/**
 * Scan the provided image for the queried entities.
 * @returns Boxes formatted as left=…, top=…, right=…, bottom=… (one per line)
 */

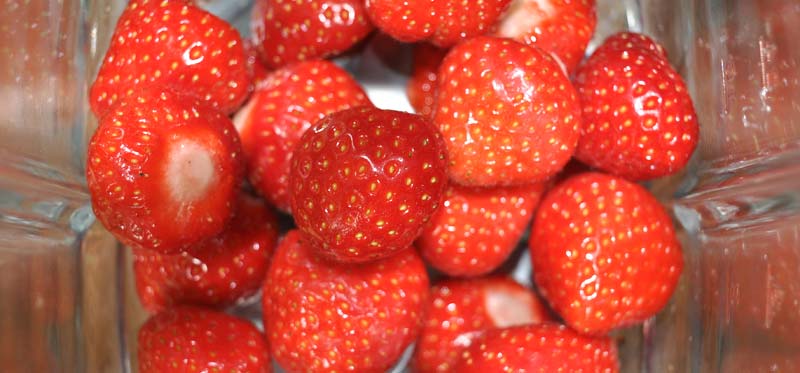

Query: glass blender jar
left=1, top=0, right=798, bottom=371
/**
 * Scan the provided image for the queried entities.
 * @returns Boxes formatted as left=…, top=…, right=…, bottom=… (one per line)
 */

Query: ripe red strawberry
left=494, top=0, right=597, bottom=74
left=89, top=0, right=251, bottom=118
left=234, top=60, right=372, bottom=212
left=251, top=0, right=374, bottom=69
left=529, top=172, right=683, bottom=335
left=434, top=36, right=581, bottom=187
left=86, top=89, right=244, bottom=254
left=573, top=32, right=699, bottom=181
left=407, top=44, right=448, bottom=119
left=417, top=183, right=546, bottom=277
left=454, top=323, right=619, bottom=371
left=412, top=277, right=553, bottom=372
left=138, top=306, right=271, bottom=372
left=290, top=106, right=448, bottom=263
left=244, top=39, right=271, bottom=84
left=365, top=0, right=512, bottom=47
left=133, top=194, right=279, bottom=312
left=263, top=230, right=429, bottom=372
left=599, top=31, right=668, bottom=59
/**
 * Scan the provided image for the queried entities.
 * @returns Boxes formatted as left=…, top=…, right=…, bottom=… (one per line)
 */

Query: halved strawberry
left=417, top=183, right=546, bottom=277
left=434, top=36, right=581, bottom=187
left=529, top=172, right=683, bottom=335
left=133, top=194, right=279, bottom=312
left=407, top=44, right=448, bottom=119
left=263, top=230, right=429, bottom=372
left=90, top=0, right=251, bottom=118
left=365, top=0, right=512, bottom=47
left=455, top=323, right=619, bottom=371
left=251, top=0, right=374, bottom=69
left=573, top=32, right=699, bottom=180
left=86, top=89, right=244, bottom=254
left=290, top=106, right=448, bottom=263
left=233, top=60, right=371, bottom=212
left=412, top=277, right=552, bottom=372
left=138, top=306, right=271, bottom=372
left=494, top=0, right=597, bottom=74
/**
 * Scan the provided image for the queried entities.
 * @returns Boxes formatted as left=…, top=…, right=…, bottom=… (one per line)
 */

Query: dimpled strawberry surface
left=290, top=106, right=449, bottom=263
left=434, top=36, right=582, bottom=187
left=85, top=1, right=700, bottom=371
left=90, top=0, right=251, bottom=117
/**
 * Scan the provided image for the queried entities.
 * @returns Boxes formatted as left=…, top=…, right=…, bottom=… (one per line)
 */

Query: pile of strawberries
left=86, top=0, right=699, bottom=371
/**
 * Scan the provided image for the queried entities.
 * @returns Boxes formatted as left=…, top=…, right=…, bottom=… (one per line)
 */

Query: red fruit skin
left=234, top=60, right=372, bottom=212
left=412, top=277, right=553, bottom=372
left=244, top=39, right=271, bottom=84
left=251, top=0, right=374, bottom=69
left=365, top=0, right=511, bottom=47
left=290, top=107, right=449, bottom=263
left=407, top=44, right=448, bottom=119
left=454, top=323, right=619, bottom=372
left=434, top=36, right=581, bottom=187
left=90, top=0, right=251, bottom=118
left=86, top=89, right=244, bottom=254
left=530, top=172, right=683, bottom=335
left=417, top=183, right=546, bottom=277
left=133, top=194, right=279, bottom=312
left=364, top=0, right=438, bottom=43
left=494, top=0, right=597, bottom=74
left=573, top=32, right=699, bottom=181
left=432, top=0, right=511, bottom=47
left=138, top=306, right=271, bottom=373
left=263, top=230, right=429, bottom=372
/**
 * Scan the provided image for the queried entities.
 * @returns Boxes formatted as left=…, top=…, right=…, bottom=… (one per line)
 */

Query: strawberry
left=494, top=0, right=597, bottom=74
left=138, top=306, right=271, bottom=372
left=407, top=44, right=448, bottom=119
left=251, top=0, right=374, bottom=69
left=529, top=172, right=683, bottom=335
left=598, top=31, right=668, bottom=59
left=233, top=60, right=372, bottom=212
left=434, top=36, right=581, bottom=187
left=263, top=230, right=429, bottom=372
left=364, top=0, right=438, bottom=43
left=417, top=183, right=546, bottom=277
left=290, top=106, right=448, bottom=263
left=454, top=323, right=619, bottom=371
left=412, top=277, right=553, bottom=372
left=133, top=194, right=279, bottom=312
left=244, top=39, right=271, bottom=84
left=573, top=32, right=699, bottom=181
left=365, top=0, right=512, bottom=47
left=89, top=0, right=251, bottom=118
left=86, top=89, right=243, bottom=254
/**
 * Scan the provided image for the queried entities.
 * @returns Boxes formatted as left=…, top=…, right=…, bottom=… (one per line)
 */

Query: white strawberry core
left=167, top=139, right=216, bottom=202
left=485, top=287, right=537, bottom=327
left=497, top=0, right=555, bottom=39
left=232, top=97, right=255, bottom=133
